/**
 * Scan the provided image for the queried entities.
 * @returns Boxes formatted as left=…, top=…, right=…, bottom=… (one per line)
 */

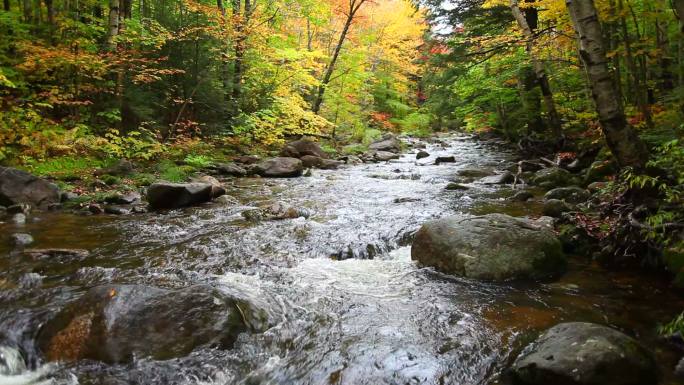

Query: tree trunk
left=510, top=0, right=563, bottom=142
left=44, top=0, right=53, bottom=23
left=106, top=0, right=119, bottom=50
left=231, top=0, right=253, bottom=118
left=674, top=0, right=684, bottom=33
left=655, top=17, right=673, bottom=92
left=566, top=0, right=648, bottom=170
left=3, top=0, right=9, bottom=11
left=22, top=0, right=32, bottom=23
left=216, top=0, right=225, bottom=16
left=311, top=0, right=367, bottom=114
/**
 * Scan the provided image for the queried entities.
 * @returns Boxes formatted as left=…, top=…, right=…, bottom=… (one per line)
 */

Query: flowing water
left=0, top=135, right=682, bottom=385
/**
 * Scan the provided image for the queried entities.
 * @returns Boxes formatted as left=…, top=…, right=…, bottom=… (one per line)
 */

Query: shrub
left=184, top=154, right=213, bottom=168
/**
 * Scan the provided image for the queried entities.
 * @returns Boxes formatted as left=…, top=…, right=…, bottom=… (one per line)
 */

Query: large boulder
left=0, top=167, right=61, bottom=210
left=191, top=176, right=226, bottom=198
left=215, top=163, right=247, bottom=177
left=457, top=168, right=491, bottom=179
left=251, top=157, right=303, bottom=178
left=531, top=167, right=573, bottom=188
left=38, top=285, right=265, bottom=364
left=542, top=199, right=574, bottom=218
left=280, top=139, right=328, bottom=159
left=147, top=182, right=213, bottom=209
left=585, top=160, right=618, bottom=184
left=411, top=214, right=565, bottom=281
left=94, top=159, right=135, bottom=177
left=366, top=151, right=400, bottom=162
left=480, top=171, right=514, bottom=185
left=369, top=134, right=401, bottom=153
left=511, top=322, right=658, bottom=385
left=544, top=187, right=590, bottom=204
left=300, top=155, right=343, bottom=170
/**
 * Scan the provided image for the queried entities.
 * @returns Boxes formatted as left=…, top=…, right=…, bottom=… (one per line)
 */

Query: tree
left=106, top=0, right=120, bottom=50
left=565, top=0, right=648, bottom=169
left=509, top=0, right=563, bottom=142
left=311, top=0, right=370, bottom=113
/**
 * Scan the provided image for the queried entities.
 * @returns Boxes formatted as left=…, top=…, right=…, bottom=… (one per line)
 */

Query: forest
left=1, top=0, right=684, bottom=383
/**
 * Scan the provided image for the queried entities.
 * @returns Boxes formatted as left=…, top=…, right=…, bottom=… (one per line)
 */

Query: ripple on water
left=4, top=135, right=681, bottom=385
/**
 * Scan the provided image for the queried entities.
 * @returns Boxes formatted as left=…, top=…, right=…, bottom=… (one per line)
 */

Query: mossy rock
left=411, top=214, right=566, bottom=281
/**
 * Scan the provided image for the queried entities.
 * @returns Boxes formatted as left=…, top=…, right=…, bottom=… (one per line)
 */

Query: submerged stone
left=511, top=322, right=658, bottom=385
left=38, top=285, right=266, bottom=364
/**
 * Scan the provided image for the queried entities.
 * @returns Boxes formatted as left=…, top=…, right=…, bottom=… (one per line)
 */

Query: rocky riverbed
left=0, top=134, right=682, bottom=385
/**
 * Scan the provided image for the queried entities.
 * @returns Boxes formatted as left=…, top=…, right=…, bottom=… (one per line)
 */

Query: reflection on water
left=0, top=135, right=681, bottom=384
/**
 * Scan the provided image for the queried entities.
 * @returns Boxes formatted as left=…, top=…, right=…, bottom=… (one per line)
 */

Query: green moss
left=183, top=154, right=213, bottom=168
left=20, top=156, right=112, bottom=180
left=342, top=143, right=368, bottom=155
left=131, top=173, right=156, bottom=187
left=101, top=174, right=121, bottom=186
left=157, top=160, right=194, bottom=182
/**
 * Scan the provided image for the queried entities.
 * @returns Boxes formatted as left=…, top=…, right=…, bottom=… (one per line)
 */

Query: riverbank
left=0, top=133, right=683, bottom=384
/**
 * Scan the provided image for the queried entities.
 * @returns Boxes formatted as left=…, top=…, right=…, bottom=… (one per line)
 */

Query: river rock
left=242, top=202, right=311, bottom=221
left=10, top=233, right=34, bottom=247
left=300, top=155, right=343, bottom=170
left=343, top=155, right=363, bottom=165
left=543, top=199, right=574, bottom=218
left=587, top=181, right=606, bottom=192
left=94, top=159, right=135, bottom=177
left=531, top=167, right=573, bottom=187
left=585, top=160, right=617, bottom=183
left=511, top=322, right=658, bottom=385
left=104, top=192, right=142, bottom=205
left=280, top=138, right=328, bottom=159
left=214, top=195, right=239, bottom=205
left=373, top=151, right=400, bottom=162
left=251, top=157, right=303, bottom=178
left=12, top=214, right=26, bottom=225
left=215, top=163, right=247, bottom=177
left=88, top=203, right=104, bottom=215
left=60, top=191, right=80, bottom=202
left=544, top=187, right=590, bottom=204
left=445, top=183, right=469, bottom=191
left=38, top=284, right=265, bottom=364
left=509, top=191, right=534, bottom=201
left=457, top=168, right=491, bottom=178
left=416, top=151, right=430, bottom=160
left=480, top=171, right=514, bottom=185
left=411, top=214, right=565, bottom=281
left=369, top=134, right=401, bottom=153
left=0, top=167, right=61, bottom=210
left=23, top=248, right=89, bottom=261
left=234, top=155, right=261, bottom=164
left=104, top=205, right=132, bottom=215
left=435, top=156, right=456, bottom=164
left=7, top=203, right=31, bottom=215
left=394, top=197, right=421, bottom=203
left=147, top=182, right=214, bottom=209
left=192, top=176, right=226, bottom=198
left=675, top=357, right=684, bottom=378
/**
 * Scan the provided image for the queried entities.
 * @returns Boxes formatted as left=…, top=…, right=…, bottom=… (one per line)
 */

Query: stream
left=1, top=134, right=683, bottom=385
